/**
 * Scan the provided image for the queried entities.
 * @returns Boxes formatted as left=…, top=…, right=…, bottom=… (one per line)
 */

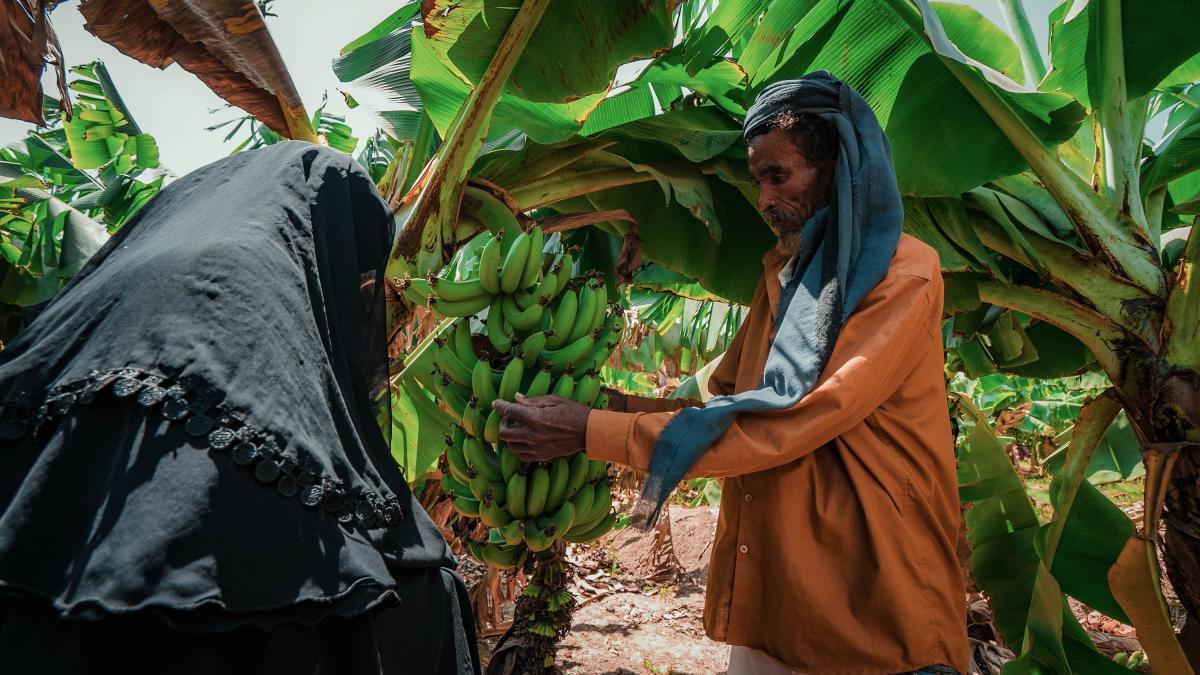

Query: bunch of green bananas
left=1112, top=651, right=1145, bottom=669
left=418, top=227, right=626, bottom=570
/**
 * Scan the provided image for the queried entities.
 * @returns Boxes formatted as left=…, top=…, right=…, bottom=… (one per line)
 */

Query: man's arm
left=586, top=271, right=937, bottom=477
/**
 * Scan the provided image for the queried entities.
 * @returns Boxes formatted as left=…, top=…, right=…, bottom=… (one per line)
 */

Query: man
left=494, top=73, right=968, bottom=675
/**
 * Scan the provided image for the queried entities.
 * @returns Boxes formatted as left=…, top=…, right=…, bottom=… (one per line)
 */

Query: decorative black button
left=112, top=377, right=143, bottom=398
left=277, top=474, right=298, bottom=498
left=185, top=415, right=214, bottom=437
left=254, top=457, right=281, bottom=483
left=207, top=427, right=236, bottom=450
left=301, top=484, right=325, bottom=508
left=232, top=441, right=259, bottom=466
left=355, top=500, right=374, bottom=522
left=162, top=398, right=190, bottom=421
left=0, top=419, right=28, bottom=440
left=137, top=386, right=166, bottom=407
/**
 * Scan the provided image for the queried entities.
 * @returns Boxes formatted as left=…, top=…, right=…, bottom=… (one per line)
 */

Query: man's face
left=747, top=127, right=834, bottom=257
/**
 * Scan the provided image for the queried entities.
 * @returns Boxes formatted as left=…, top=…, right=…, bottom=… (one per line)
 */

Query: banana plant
left=335, top=1, right=1200, bottom=670
left=1, top=61, right=166, bottom=341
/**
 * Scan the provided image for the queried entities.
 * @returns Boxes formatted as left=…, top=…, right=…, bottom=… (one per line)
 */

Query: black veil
left=0, top=142, right=461, bottom=636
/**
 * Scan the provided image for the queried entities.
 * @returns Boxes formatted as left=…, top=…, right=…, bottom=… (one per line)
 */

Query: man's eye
left=771, top=175, right=786, bottom=184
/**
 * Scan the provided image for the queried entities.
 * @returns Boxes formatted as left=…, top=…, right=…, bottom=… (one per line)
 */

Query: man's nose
left=757, top=189, right=775, bottom=214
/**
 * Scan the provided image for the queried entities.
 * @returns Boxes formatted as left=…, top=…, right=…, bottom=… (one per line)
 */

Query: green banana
left=471, top=541, right=525, bottom=569
left=453, top=320, right=478, bottom=368
left=498, top=356, right=524, bottom=402
left=462, top=186, right=523, bottom=242
left=545, top=457, right=571, bottom=511
left=443, top=436, right=473, bottom=484
left=399, top=276, right=434, bottom=306
left=471, top=359, right=498, bottom=410
left=569, top=473, right=595, bottom=517
left=514, top=287, right=539, bottom=310
left=434, top=343, right=473, bottom=388
left=525, top=465, right=550, bottom=518
left=464, top=435, right=502, bottom=483
left=567, top=282, right=599, bottom=343
left=452, top=496, right=481, bottom=518
left=462, top=397, right=485, bottom=438
left=583, top=480, right=613, bottom=526
left=551, top=372, right=576, bottom=398
left=520, top=226, right=545, bottom=288
left=428, top=293, right=492, bottom=318
left=480, top=496, right=513, bottom=528
left=552, top=252, right=574, bottom=296
left=439, top=386, right=470, bottom=424
left=484, top=408, right=502, bottom=444
left=541, top=334, right=595, bottom=373
left=514, top=272, right=558, bottom=309
left=499, top=444, right=522, bottom=482
left=468, top=471, right=505, bottom=503
left=589, top=285, right=610, bottom=333
left=587, top=458, right=608, bottom=482
left=544, top=500, right=575, bottom=540
left=533, top=272, right=558, bottom=305
left=478, top=234, right=502, bottom=294
left=499, top=519, right=525, bottom=546
left=595, top=391, right=610, bottom=409
left=519, top=331, right=550, bottom=368
left=566, top=452, right=590, bottom=496
left=524, top=518, right=554, bottom=553
left=428, top=273, right=487, bottom=303
left=525, top=367, right=553, bottom=397
left=506, top=472, right=528, bottom=519
left=547, top=289, right=578, bottom=349
left=572, top=369, right=602, bottom=406
left=563, top=511, right=615, bottom=543
left=440, top=473, right=473, bottom=500
left=486, top=297, right=514, bottom=353
left=499, top=230, right=531, bottom=293
left=501, top=292, right=545, bottom=330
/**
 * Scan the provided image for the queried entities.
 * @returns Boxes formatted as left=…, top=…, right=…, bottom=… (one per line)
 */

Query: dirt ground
left=476, top=505, right=729, bottom=674
left=469, top=502, right=1147, bottom=675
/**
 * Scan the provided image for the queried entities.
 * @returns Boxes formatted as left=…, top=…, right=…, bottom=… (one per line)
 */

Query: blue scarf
left=634, top=72, right=903, bottom=526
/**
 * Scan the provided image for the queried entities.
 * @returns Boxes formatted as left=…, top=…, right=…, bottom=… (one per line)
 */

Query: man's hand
left=493, top=394, right=590, bottom=462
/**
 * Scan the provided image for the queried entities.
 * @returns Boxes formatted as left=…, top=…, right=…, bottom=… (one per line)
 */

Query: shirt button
left=744, top=494, right=753, bottom=503
left=738, top=545, right=749, bottom=554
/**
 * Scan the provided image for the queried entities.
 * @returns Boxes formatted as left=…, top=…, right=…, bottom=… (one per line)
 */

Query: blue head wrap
left=634, top=72, right=903, bottom=526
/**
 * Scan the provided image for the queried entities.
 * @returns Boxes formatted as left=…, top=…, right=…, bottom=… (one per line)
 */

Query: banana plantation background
left=3, top=0, right=1199, bottom=672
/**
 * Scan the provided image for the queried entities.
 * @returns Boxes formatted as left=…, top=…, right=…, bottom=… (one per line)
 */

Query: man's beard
left=766, top=207, right=806, bottom=258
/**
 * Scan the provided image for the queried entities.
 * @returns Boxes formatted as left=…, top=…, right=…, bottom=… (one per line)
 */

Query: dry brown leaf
left=0, top=0, right=68, bottom=125
left=77, top=0, right=314, bottom=140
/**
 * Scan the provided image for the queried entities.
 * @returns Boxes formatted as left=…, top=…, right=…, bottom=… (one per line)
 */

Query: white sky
left=0, top=0, right=1057, bottom=177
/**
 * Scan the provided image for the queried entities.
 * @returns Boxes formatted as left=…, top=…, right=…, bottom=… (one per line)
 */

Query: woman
left=0, top=142, right=480, bottom=674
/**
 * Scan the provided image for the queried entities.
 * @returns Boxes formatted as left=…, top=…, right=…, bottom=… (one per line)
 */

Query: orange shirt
left=586, top=234, right=969, bottom=674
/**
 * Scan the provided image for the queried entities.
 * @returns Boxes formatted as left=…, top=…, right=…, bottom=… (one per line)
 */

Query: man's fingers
left=498, top=419, right=535, bottom=444
left=493, top=400, right=538, bottom=425
left=507, top=443, right=541, bottom=462
left=514, top=393, right=568, bottom=408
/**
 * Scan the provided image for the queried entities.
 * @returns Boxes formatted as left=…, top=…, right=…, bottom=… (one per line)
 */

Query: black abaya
left=0, top=142, right=479, bottom=674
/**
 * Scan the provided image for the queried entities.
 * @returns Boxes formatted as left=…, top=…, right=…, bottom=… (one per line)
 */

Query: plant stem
left=892, top=0, right=1165, bottom=297
left=1096, top=0, right=1148, bottom=229
left=995, top=0, right=1046, bottom=85
left=976, top=278, right=1125, bottom=380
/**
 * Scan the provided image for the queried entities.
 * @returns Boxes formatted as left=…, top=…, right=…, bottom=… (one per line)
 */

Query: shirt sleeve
left=586, top=271, right=936, bottom=477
